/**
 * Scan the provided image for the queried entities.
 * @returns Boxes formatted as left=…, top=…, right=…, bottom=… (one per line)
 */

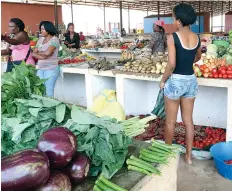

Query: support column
left=54, top=0, right=59, bottom=33
left=221, top=1, right=224, bottom=32
left=211, top=1, right=213, bottom=32
left=71, top=0, right=74, bottom=23
left=120, top=1, right=123, bottom=34
left=157, top=1, right=160, bottom=20
left=147, top=8, right=149, bottom=16
left=128, top=6, right=130, bottom=33
left=104, top=4, right=106, bottom=32
left=226, top=87, right=232, bottom=142
left=198, top=1, right=201, bottom=33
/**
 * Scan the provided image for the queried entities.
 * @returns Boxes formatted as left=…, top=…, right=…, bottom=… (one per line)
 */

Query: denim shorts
left=164, top=74, right=198, bottom=100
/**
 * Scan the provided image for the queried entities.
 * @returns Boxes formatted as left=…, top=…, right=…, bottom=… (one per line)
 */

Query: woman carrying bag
left=1, top=18, right=35, bottom=72
left=159, top=3, right=201, bottom=165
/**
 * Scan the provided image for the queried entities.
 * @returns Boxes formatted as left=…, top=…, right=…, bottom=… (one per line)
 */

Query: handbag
left=6, top=47, right=31, bottom=72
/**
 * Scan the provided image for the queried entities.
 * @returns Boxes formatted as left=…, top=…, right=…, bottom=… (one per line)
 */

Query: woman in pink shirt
left=1, top=18, right=35, bottom=72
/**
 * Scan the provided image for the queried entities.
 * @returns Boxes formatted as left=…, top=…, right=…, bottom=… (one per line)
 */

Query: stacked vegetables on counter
left=127, top=139, right=179, bottom=176
left=94, top=175, right=128, bottom=191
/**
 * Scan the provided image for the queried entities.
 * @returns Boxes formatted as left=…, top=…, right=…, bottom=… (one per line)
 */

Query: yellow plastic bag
left=89, top=89, right=126, bottom=121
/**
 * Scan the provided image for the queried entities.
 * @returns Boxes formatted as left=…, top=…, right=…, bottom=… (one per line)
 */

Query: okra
left=151, top=143, right=174, bottom=154
left=141, top=149, right=167, bottom=160
left=139, top=153, right=168, bottom=164
left=149, top=146, right=173, bottom=155
left=139, top=155, right=168, bottom=166
left=152, top=139, right=180, bottom=149
left=99, top=175, right=128, bottom=191
left=127, top=165, right=152, bottom=176
left=126, top=159, right=160, bottom=174
left=130, top=155, right=154, bottom=168
left=95, top=180, right=115, bottom=191
left=93, top=185, right=103, bottom=191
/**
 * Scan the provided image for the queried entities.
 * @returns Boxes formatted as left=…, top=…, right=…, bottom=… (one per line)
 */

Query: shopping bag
left=89, top=89, right=126, bottom=121
left=151, top=89, right=166, bottom=119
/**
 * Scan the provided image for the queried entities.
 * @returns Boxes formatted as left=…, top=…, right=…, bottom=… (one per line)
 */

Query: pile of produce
left=58, top=57, right=86, bottom=65
left=120, top=52, right=168, bottom=75
left=194, top=63, right=232, bottom=79
left=29, top=36, right=38, bottom=50
left=150, top=120, right=226, bottom=150
left=1, top=94, right=132, bottom=180
left=59, top=43, right=80, bottom=59
left=94, top=175, right=128, bottom=191
left=229, top=30, right=232, bottom=44
left=1, top=127, right=90, bottom=191
left=120, top=115, right=157, bottom=138
left=88, top=57, right=124, bottom=72
left=1, top=63, right=46, bottom=116
left=127, top=139, right=179, bottom=176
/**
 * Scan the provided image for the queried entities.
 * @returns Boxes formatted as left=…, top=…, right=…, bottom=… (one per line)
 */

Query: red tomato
left=209, top=73, right=213, bottom=78
left=203, top=73, right=209, bottom=78
left=227, top=70, right=232, bottom=75
left=213, top=74, right=219, bottom=78
left=223, top=74, right=228, bottom=79
left=227, top=66, right=232, bottom=71
left=228, top=74, right=232, bottom=79
left=219, top=74, right=223, bottom=78
left=212, top=68, right=218, bottom=74
left=221, top=70, right=226, bottom=75
left=200, top=65, right=205, bottom=71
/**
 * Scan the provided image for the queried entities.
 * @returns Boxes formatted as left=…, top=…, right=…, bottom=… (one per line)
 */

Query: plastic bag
left=89, top=89, right=126, bottom=121
left=151, top=89, right=166, bottom=119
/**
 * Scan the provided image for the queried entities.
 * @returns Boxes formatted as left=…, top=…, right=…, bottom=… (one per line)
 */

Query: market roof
left=13, top=0, right=232, bottom=15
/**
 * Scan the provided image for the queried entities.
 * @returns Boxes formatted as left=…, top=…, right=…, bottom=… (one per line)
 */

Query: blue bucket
left=210, top=142, right=232, bottom=180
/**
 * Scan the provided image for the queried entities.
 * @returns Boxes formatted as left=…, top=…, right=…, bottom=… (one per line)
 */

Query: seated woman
left=64, top=23, right=80, bottom=49
left=1, top=18, right=35, bottom=72
left=32, top=21, right=60, bottom=97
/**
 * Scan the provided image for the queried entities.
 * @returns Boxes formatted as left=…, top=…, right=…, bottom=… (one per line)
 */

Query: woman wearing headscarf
left=1, top=18, right=35, bottom=72
left=32, top=21, right=60, bottom=97
left=64, top=23, right=80, bottom=49
left=150, top=20, right=167, bottom=55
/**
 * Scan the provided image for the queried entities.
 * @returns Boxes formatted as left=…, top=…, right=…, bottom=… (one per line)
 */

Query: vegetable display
left=37, top=127, right=77, bottom=168
left=36, top=171, right=72, bottom=191
left=120, top=52, right=168, bottom=75
left=1, top=149, right=50, bottom=191
left=62, top=152, right=90, bottom=184
left=1, top=63, right=46, bottom=116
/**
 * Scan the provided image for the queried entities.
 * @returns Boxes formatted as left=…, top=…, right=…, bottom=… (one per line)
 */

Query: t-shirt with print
left=36, top=36, right=60, bottom=70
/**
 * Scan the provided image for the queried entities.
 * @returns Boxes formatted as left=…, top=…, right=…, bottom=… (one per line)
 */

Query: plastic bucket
left=210, top=142, right=232, bottom=180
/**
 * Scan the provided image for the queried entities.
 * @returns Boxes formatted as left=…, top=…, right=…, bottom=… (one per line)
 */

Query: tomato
left=203, top=73, right=209, bottom=78
left=209, top=73, right=213, bottom=78
left=223, top=74, right=228, bottom=79
left=204, top=68, right=209, bottom=73
left=218, top=74, right=223, bottom=78
left=221, top=69, right=226, bottom=75
left=228, top=74, right=232, bottom=79
left=226, top=70, right=232, bottom=75
left=213, top=74, right=219, bottom=78
left=227, top=66, right=232, bottom=71
left=200, top=65, right=205, bottom=71
left=212, top=68, right=218, bottom=74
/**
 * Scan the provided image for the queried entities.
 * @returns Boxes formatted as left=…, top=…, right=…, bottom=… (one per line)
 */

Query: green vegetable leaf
left=56, top=104, right=66, bottom=123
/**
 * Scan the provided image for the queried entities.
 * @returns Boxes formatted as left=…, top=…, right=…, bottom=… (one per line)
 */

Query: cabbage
left=207, top=44, right=218, bottom=53
left=223, top=54, right=232, bottom=65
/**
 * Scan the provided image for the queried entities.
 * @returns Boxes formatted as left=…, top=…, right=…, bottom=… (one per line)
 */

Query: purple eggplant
left=37, top=127, right=77, bottom=169
left=36, top=171, right=71, bottom=191
left=1, top=149, right=50, bottom=191
left=62, top=152, right=90, bottom=184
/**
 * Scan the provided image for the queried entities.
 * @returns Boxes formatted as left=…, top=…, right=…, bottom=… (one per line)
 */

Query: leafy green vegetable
left=1, top=96, right=132, bottom=179
left=1, top=62, right=46, bottom=116
left=65, top=105, right=132, bottom=179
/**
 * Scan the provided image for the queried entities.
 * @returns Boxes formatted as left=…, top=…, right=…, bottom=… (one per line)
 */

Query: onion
left=62, top=152, right=91, bottom=184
